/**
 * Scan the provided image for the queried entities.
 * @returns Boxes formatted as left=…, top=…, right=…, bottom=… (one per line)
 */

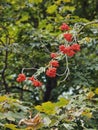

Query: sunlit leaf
left=95, top=88, right=98, bottom=94
left=35, top=101, right=56, bottom=115
left=0, top=96, right=7, bottom=102
left=56, top=97, right=69, bottom=107
left=63, top=0, right=71, bottom=2
left=32, top=0, right=43, bottom=4
left=86, top=91, right=95, bottom=99
left=82, top=110, right=92, bottom=118
left=47, top=5, right=57, bottom=14
left=5, top=124, right=17, bottom=130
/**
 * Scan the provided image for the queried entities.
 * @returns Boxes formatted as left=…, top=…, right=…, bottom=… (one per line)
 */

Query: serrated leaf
left=35, top=101, right=56, bottom=115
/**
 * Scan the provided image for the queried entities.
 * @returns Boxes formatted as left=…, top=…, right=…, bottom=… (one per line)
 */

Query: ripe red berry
left=71, top=43, right=80, bottom=52
left=49, top=60, right=59, bottom=67
left=50, top=53, right=58, bottom=59
left=16, top=73, right=26, bottom=82
left=46, top=67, right=57, bottom=78
left=63, top=33, right=73, bottom=42
left=60, top=23, right=70, bottom=31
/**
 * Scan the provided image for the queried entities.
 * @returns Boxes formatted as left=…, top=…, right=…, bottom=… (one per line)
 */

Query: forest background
left=0, top=0, right=98, bottom=130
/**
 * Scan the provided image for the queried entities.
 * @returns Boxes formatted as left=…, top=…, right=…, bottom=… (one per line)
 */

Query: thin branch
left=59, top=67, right=70, bottom=82
left=1, top=35, right=11, bottom=93
left=10, top=86, right=33, bottom=93
left=58, top=55, right=70, bottom=82
left=78, top=20, right=98, bottom=33
left=21, top=67, right=38, bottom=73
left=57, top=68, right=68, bottom=76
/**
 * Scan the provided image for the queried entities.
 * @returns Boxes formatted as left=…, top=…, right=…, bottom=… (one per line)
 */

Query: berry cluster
left=46, top=67, right=57, bottom=78
left=17, top=74, right=42, bottom=87
left=16, top=23, right=81, bottom=86
left=29, top=76, right=42, bottom=87
left=59, top=43, right=80, bottom=57
left=45, top=23, right=80, bottom=78
left=16, top=74, right=26, bottom=82
left=60, top=23, right=70, bottom=31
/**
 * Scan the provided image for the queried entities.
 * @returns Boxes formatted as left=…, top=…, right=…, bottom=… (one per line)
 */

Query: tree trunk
left=43, top=76, right=57, bottom=102
left=1, top=50, right=9, bottom=93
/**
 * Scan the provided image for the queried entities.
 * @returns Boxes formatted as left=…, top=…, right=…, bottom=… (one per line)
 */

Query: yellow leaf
left=5, top=124, right=18, bottom=130
left=35, top=105, right=43, bottom=112
left=35, top=101, right=56, bottom=115
left=0, top=96, right=7, bottom=102
left=85, top=37, right=91, bottom=42
left=86, top=91, right=95, bottom=99
left=66, top=14, right=71, bottom=19
left=63, top=0, right=71, bottom=2
left=55, top=0, right=61, bottom=5
left=32, top=0, right=43, bottom=4
left=56, top=97, right=69, bottom=107
left=82, top=111, right=92, bottom=118
left=95, top=88, right=98, bottom=94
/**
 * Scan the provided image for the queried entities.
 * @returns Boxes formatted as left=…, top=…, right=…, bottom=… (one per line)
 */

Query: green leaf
left=20, top=12, right=29, bottom=22
left=35, top=101, right=56, bottom=115
left=46, top=24, right=53, bottom=31
left=63, top=123, right=75, bottom=130
left=0, top=122, right=4, bottom=127
left=47, top=5, right=57, bottom=14
left=0, top=112, right=6, bottom=119
left=13, top=102, right=29, bottom=112
left=56, top=97, right=69, bottom=107
left=32, top=0, right=43, bottom=4
left=5, top=124, right=19, bottom=130
left=5, top=111, right=15, bottom=121
left=43, top=117, right=51, bottom=127
left=62, top=6, right=75, bottom=12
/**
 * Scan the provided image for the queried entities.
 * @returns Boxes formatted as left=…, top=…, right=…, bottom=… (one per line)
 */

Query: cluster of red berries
left=46, top=60, right=59, bottom=78
left=60, top=23, right=70, bottom=31
left=28, top=76, right=42, bottom=87
left=16, top=74, right=42, bottom=87
left=16, top=74, right=26, bottom=82
left=59, top=43, right=80, bottom=57
left=46, top=67, right=57, bottom=78
left=17, top=23, right=81, bottom=84
left=45, top=23, right=80, bottom=78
